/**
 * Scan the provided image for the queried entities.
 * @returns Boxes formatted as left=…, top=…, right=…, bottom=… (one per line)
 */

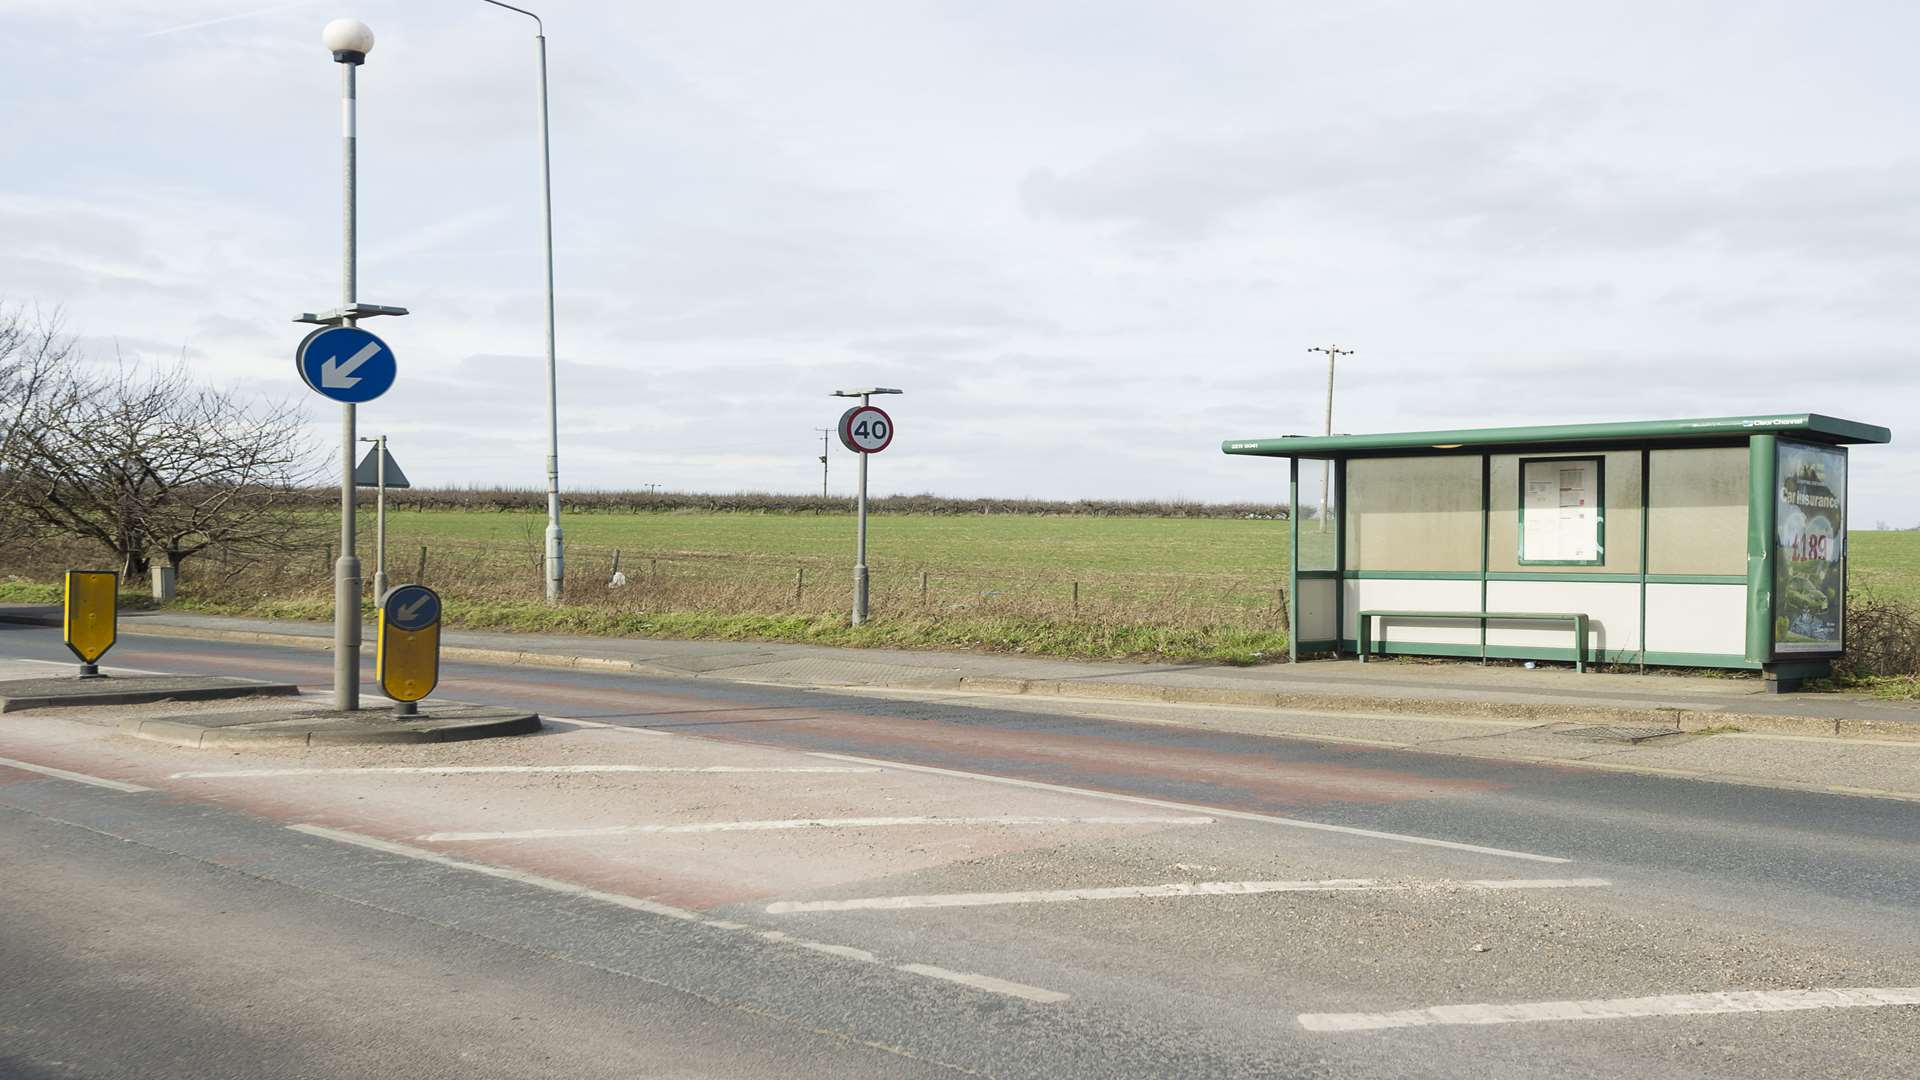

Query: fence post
left=794, top=567, right=805, bottom=604
left=417, top=545, right=428, bottom=581
left=1277, top=586, right=1289, bottom=631
left=1072, top=580, right=1079, bottom=613
left=920, top=570, right=929, bottom=605
left=650, top=558, right=657, bottom=578
left=610, top=549, right=622, bottom=576
left=323, top=544, right=332, bottom=573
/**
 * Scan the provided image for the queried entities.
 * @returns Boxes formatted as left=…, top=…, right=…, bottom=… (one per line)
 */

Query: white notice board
left=1520, top=457, right=1602, bottom=564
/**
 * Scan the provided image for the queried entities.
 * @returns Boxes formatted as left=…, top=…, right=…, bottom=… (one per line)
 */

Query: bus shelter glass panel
left=1647, top=447, right=1748, bottom=575
left=1343, top=456, right=1480, bottom=572
left=1296, top=457, right=1338, bottom=571
left=1488, top=451, right=1641, bottom=574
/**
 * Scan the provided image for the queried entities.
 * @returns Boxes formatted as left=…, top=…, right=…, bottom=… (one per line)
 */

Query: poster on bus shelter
left=1774, top=441, right=1847, bottom=654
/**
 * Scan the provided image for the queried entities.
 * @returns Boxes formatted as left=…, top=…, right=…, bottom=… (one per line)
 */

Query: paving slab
left=122, top=701, right=542, bottom=748
left=0, top=674, right=299, bottom=713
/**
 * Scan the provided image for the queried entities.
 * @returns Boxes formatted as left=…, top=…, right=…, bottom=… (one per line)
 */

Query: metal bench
left=1356, top=610, right=1591, bottom=672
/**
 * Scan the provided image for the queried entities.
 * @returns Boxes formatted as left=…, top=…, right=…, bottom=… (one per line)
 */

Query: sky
left=3, top=1, right=1917, bottom=523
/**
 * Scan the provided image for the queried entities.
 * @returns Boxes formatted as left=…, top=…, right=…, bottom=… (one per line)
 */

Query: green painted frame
left=1517, top=455, right=1606, bottom=566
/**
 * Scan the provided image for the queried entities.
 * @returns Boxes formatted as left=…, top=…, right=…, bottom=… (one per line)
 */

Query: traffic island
left=121, top=701, right=541, bottom=748
left=0, top=675, right=300, bottom=714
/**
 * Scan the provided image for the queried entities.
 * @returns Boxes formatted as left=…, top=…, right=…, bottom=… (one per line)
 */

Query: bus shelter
left=1221, top=414, right=1891, bottom=690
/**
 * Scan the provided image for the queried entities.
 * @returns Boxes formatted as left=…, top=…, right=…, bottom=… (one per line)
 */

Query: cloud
left=1022, top=108, right=1920, bottom=262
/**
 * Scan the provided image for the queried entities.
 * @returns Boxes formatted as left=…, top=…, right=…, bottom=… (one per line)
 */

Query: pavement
left=2, top=602, right=1914, bottom=740
left=0, top=622, right=1916, bottom=1079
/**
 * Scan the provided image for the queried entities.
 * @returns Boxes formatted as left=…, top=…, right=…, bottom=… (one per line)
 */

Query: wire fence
left=3, top=532, right=1290, bottom=632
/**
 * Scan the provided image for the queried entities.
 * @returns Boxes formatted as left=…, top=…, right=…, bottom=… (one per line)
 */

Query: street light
left=831, top=387, right=902, bottom=625
left=324, top=17, right=374, bottom=712
left=479, top=0, right=564, bottom=605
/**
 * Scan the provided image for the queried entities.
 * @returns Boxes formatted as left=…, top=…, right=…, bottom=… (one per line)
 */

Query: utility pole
left=1306, top=346, right=1352, bottom=532
left=479, top=0, right=564, bottom=605
left=814, top=428, right=832, bottom=497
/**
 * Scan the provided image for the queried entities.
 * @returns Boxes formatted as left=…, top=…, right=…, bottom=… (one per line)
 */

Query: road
left=1, top=620, right=1915, bottom=1078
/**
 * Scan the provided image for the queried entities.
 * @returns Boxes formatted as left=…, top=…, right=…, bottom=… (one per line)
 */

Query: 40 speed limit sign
left=837, top=405, right=894, bottom=453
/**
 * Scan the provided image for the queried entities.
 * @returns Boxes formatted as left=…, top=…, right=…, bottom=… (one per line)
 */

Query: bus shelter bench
left=1356, top=610, right=1591, bottom=673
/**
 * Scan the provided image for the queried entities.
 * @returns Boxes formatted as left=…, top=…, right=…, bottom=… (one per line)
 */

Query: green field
left=1848, top=531, right=1920, bottom=609
left=373, top=509, right=1290, bottom=578
left=8, top=511, right=1917, bottom=669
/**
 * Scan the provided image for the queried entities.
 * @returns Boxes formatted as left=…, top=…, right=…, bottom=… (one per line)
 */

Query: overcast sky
left=4, top=1, right=1916, bottom=522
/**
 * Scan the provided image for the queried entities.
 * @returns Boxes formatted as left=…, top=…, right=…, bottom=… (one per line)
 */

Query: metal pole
left=536, top=31, right=563, bottom=604
left=816, top=428, right=831, bottom=497
left=335, top=61, right=362, bottom=712
left=1308, top=346, right=1352, bottom=533
left=373, top=434, right=389, bottom=601
left=853, top=394, right=870, bottom=624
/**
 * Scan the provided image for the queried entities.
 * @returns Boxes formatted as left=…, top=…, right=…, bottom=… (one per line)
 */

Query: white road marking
left=543, top=714, right=671, bottom=735
left=0, top=755, right=149, bottom=793
left=169, top=765, right=883, bottom=779
left=767, top=877, right=1611, bottom=914
left=896, top=964, right=1071, bottom=1004
left=289, top=823, right=1068, bottom=1004
left=1298, top=987, right=1920, bottom=1032
left=9, top=657, right=166, bottom=676
left=422, top=814, right=1215, bottom=842
left=805, top=751, right=1571, bottom=864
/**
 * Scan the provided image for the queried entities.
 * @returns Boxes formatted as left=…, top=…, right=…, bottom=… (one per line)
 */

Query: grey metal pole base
left=852, top=564, right=870, bottom=625
left=334, top=554, right=362, bottom=712
left=544, top=524, right=564, bottom=604
left=393, top=700, right=419, bottom=718
left=77, top=663, right=101, bottom=679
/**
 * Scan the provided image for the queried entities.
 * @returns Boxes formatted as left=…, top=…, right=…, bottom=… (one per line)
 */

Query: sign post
left=62, top=570, right=117, bottom=678
left=355, top=436, right=411, bottom=602
left=377, top=583, right=441, bottom=716
left=830, top=387, right=902, bottom=625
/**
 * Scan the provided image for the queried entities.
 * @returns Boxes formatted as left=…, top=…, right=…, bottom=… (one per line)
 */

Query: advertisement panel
left=1773, top=441, right=1847, bottom=654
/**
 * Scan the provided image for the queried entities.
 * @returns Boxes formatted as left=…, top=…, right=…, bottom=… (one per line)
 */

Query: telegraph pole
left=1306, top=346, right=1352, bottom=532
left=815, top=428, right=833, bottom=496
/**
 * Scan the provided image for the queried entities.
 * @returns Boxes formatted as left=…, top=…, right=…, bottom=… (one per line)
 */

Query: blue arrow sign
left=296, top=326, right=396, bottom=404
left=382, top=584, right=440, bottom=631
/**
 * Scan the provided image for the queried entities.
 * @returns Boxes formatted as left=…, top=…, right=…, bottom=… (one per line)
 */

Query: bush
left=1834, top=591, right=1920, bottom=679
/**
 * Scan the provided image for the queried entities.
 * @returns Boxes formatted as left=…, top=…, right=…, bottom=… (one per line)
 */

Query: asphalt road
left=1, top=621, right=1916, bottom=1079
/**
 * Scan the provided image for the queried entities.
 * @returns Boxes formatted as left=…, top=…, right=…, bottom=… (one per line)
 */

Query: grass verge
left=173, top=594, right=1288, bottom=665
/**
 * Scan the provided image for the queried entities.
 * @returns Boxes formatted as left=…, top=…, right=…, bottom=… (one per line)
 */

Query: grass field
left=6, top=511, right=1917, bottom=669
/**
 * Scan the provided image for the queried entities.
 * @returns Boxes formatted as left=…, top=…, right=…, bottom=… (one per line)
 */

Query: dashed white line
left=289, top=823, right=1068, bottom=1005
left=170, top=765, right=883, bottom=779
left=422, top=814, right=1215, bottom=842
left=767, top=877, right=1611, bottom=913
left=804, top=751, right=1571, bottom=864
left=895, top=964, right=1071, bottom=1004
left=0, top=755, right=149, bottom=793
left=1298, top=988, right=1920, bottom=1032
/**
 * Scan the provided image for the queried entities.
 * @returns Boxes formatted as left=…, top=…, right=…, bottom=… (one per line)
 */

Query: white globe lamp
left=323, top=18, right=375, bottom=64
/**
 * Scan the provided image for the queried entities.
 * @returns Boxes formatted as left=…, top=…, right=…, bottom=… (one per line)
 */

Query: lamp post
left=325, top=17, right=374, bottom=711
left=479, top=0, right=564, bottom=604
left=831, top=387, right=902, bottom=625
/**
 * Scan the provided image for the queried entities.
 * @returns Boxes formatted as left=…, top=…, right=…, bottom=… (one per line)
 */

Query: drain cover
left=1557, top=724, right=1681, bottom=744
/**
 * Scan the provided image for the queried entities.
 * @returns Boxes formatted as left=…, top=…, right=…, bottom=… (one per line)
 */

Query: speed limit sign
left=838, top=405, right=894, bottom=453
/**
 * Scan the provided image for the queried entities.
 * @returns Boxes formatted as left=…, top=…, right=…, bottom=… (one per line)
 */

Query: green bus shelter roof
left=1222, top=413, right=1890, bottom=458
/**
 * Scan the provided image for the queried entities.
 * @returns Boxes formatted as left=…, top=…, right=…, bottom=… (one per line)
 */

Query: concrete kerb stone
left=119, top=706, right=541, bottom=749
left=99, top=620, right=1917, bottom=744
left=0, top=675, right=300, bottom=713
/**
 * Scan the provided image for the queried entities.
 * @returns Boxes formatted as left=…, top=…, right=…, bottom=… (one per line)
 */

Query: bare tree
left=0, top=306, right=79, bottom=541
left=1, top=344, right=321, bottom=579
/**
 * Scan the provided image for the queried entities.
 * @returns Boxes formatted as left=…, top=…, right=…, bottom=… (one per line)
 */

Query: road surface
left=1, top=621, right=1915, bottom=1078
